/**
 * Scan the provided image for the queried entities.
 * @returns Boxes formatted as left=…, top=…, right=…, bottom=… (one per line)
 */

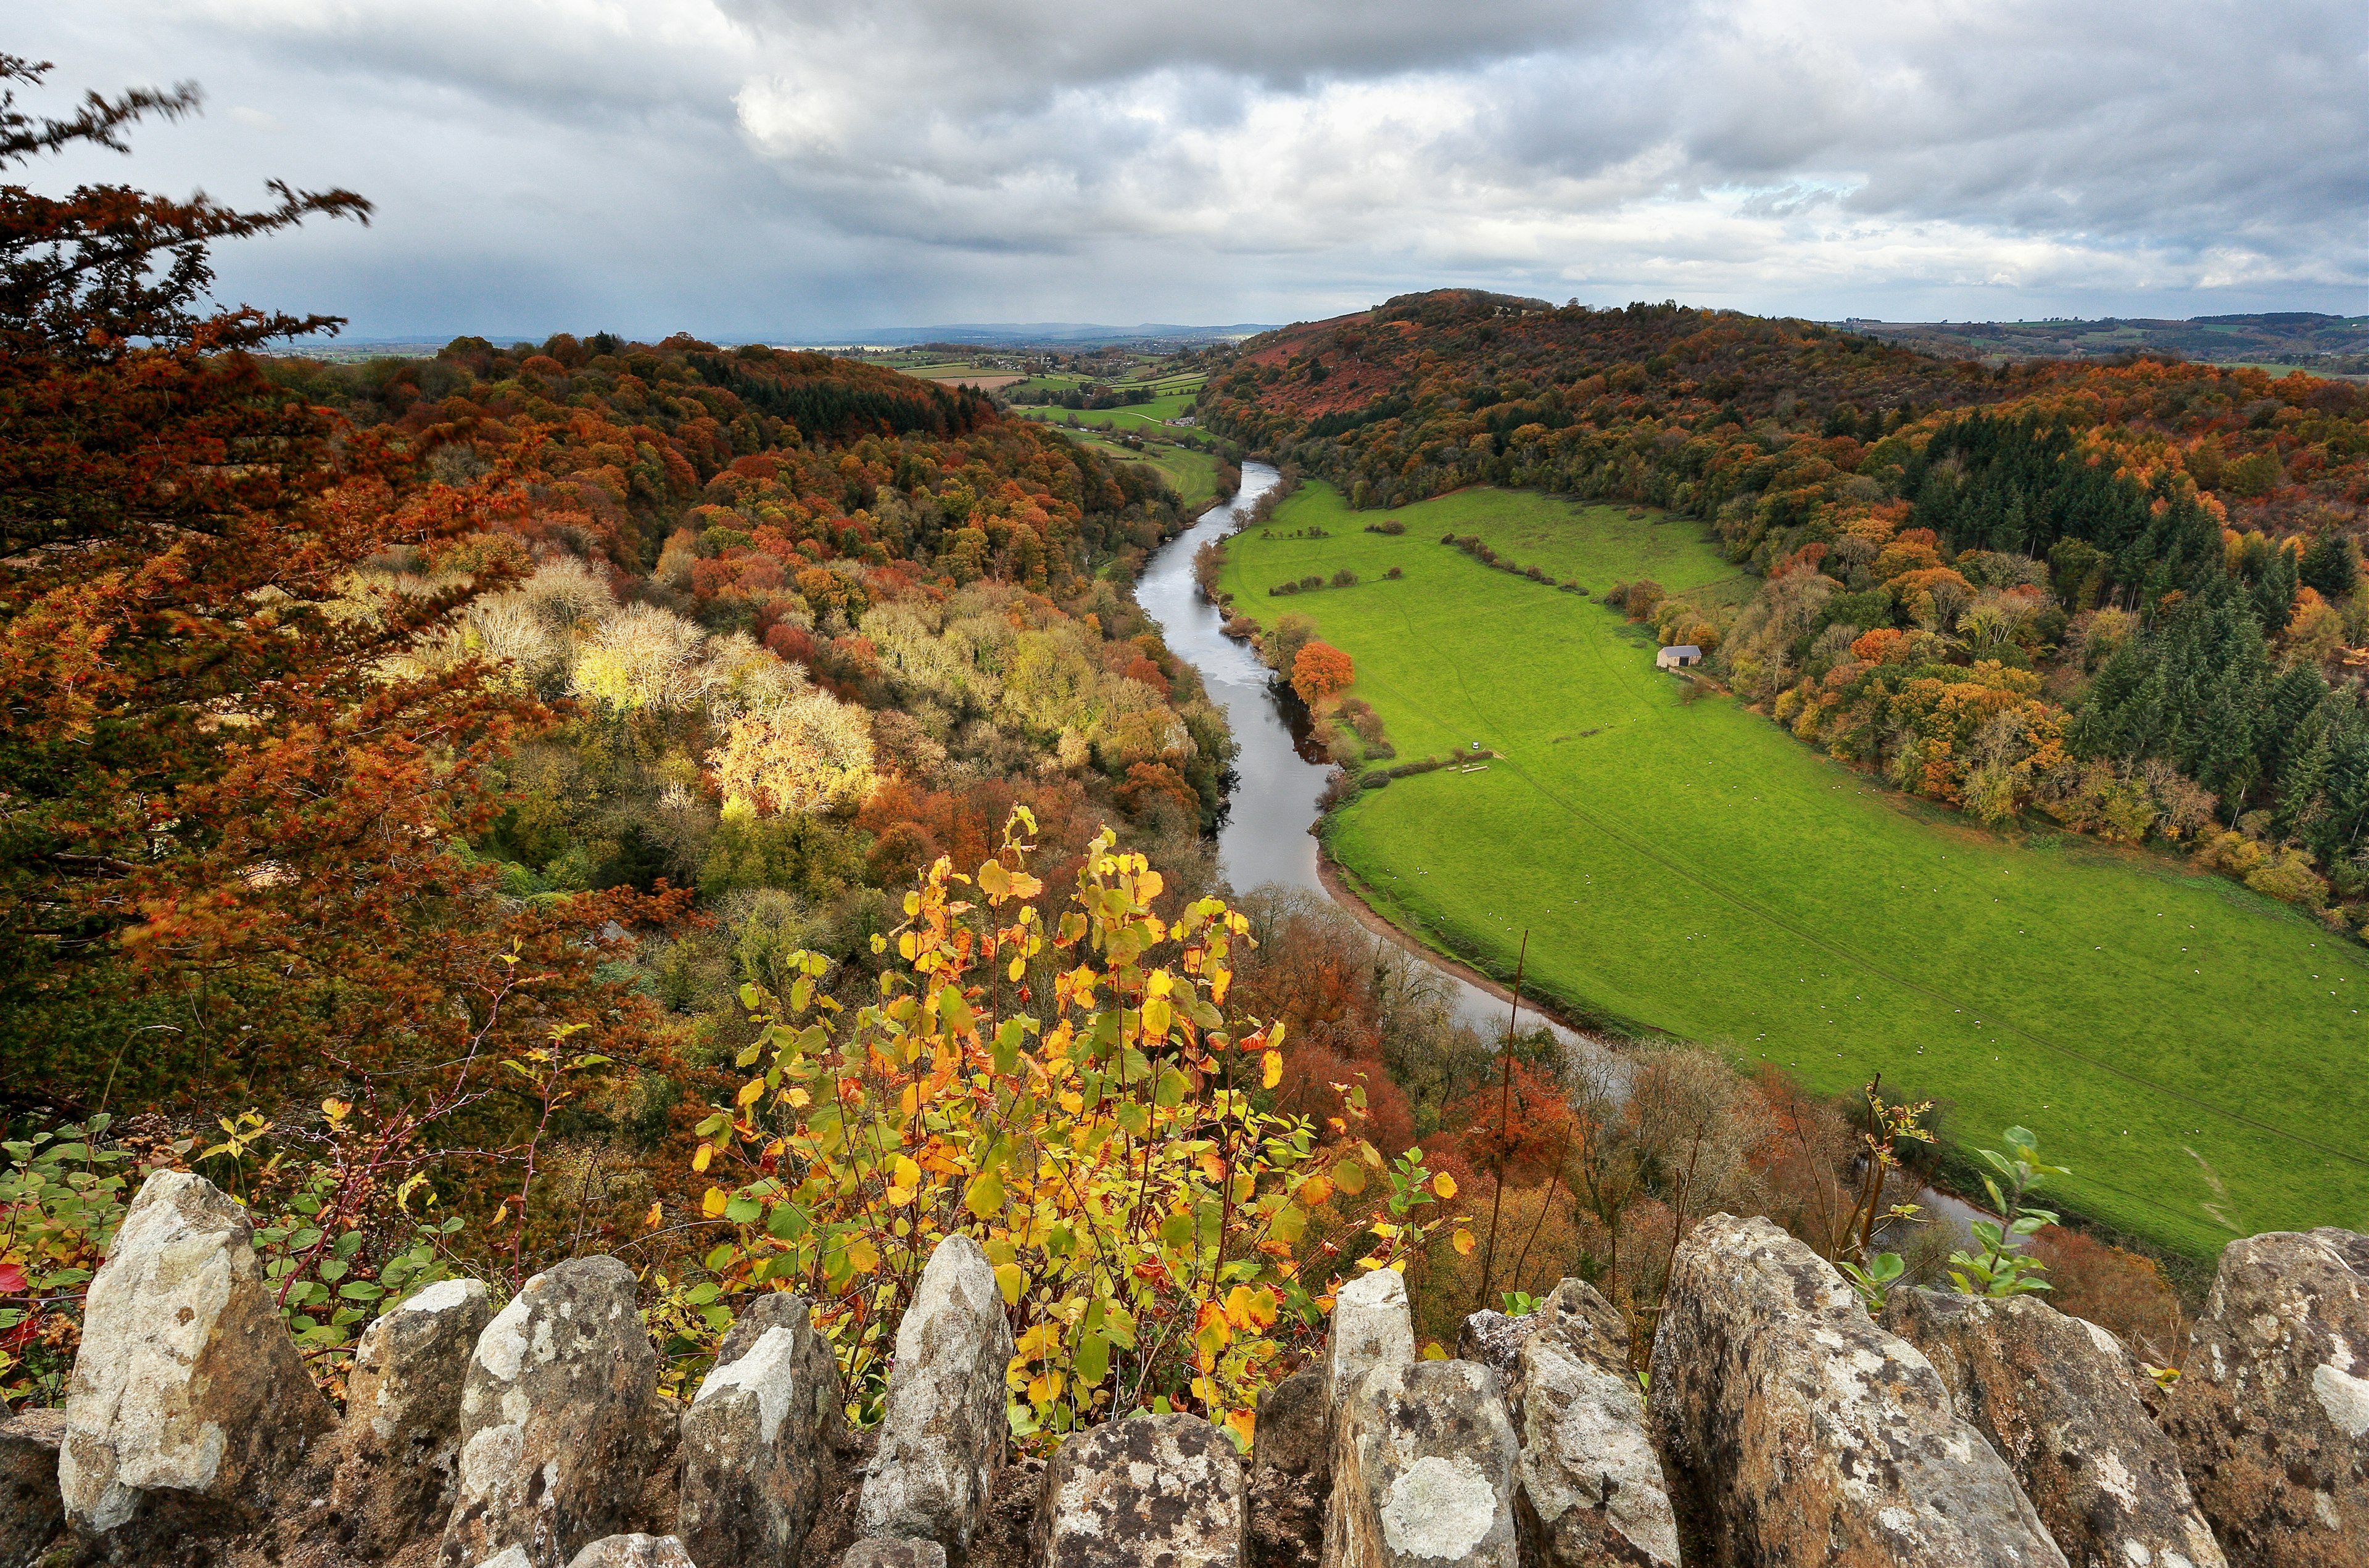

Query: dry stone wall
left=9, top=1171, right=2365, bottom=1568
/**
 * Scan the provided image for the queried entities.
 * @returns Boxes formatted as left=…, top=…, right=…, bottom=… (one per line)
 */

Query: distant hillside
left=1839, top=313, right=2368, bottom=373
left=795, top=321, right=1280, bottom=350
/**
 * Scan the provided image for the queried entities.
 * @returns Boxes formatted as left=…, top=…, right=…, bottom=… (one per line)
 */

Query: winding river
left=1135, top=463, right=1580, bottom=1047
left=1133, top=468, right=2005, bottom=1237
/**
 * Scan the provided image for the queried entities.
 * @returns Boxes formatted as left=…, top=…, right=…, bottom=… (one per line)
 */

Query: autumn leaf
left=1262, top=1049, right=1284, bottom=1089
left=643, top=1201, right=663, bottom=1230
left=1432, top=1171, right=1457, bottom=1199
left=1452, top=1227, right=1477, bottom=1256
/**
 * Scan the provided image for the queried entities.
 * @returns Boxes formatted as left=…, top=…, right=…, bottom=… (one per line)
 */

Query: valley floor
left=1219, top=482, right=2369, bottom=1260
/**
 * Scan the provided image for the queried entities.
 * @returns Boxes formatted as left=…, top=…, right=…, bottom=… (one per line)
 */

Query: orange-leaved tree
left=686, top=809, right=1466, bottom=1448
left=1291, top=640, right=1354, bottom=706
left=0, top=56, right=673, bottom=1108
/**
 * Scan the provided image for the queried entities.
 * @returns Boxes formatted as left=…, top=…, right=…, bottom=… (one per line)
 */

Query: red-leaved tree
left=0, top=56, right=674, bottom=1108
left=1291, top=640, right=1354, bottom=705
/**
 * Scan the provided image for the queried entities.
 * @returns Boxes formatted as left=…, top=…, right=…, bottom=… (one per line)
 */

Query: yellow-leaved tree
left=684, top=809, right=1460, bottom=1450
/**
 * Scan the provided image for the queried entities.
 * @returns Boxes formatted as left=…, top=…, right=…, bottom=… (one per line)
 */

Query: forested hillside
left=1204, top=291, right=2369, bottom=920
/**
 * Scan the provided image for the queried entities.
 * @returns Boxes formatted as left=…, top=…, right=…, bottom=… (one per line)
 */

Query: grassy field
left=1014, top=374, right=1206, bottom=432
left=1051, top=426, right=1220, bottom=511
left=1218, top=482, right=2369, bottom=1260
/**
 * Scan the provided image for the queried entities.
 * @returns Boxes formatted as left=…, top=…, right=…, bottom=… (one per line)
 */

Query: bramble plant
left=1948, top=1126, right=2068, bottom=1298
left=687, top=809, right=1465, bottom=1450
left=1, top=1108, right=467, bottom=1407
left=0, top=1118, right=155, bottom=1408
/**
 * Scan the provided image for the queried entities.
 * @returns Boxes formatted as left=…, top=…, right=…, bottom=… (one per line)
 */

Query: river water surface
left=1135, top=463, right=1579, bottom=1047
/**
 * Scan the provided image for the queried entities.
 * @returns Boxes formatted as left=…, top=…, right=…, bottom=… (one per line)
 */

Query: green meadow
left=1050, top=425, right=1220, bottom=511
left=1218, top=482, right=2369, bottom=1260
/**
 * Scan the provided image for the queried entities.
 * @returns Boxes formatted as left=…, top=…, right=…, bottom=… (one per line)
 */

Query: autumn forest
left=6, top=51, right=2363, bottom=1456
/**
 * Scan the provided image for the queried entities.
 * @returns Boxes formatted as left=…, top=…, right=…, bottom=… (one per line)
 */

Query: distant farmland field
left=1218, top=481, right=2369, bottom=1260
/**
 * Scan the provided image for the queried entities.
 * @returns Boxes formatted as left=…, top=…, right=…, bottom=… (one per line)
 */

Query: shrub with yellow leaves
left=687, top=808, right=1457, bottom=1450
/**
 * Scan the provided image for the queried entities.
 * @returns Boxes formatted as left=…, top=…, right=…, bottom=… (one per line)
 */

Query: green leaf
left=1075, top=1330, right=1110, bottom=1386
left=338, top=1281, right=385, bottom=1301
left=1331, top=1160, right=1368, bottom=1196
left=1158, top=1211, right=1196, bottom=1249
left=766, top=1202, right=811, bottom=1242
left=1270, top=1205, right=1307, bottom=1244
left=1154, top=1068, right=1191, bottom=1108
left=726, top=1196, right=763, bottom=1224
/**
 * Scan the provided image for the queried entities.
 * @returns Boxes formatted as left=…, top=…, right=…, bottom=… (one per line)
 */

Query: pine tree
left=2299, top=532, right=2361, bottom=599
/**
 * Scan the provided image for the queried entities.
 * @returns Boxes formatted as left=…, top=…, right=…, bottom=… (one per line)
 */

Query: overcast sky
left=15, top=1, right=2367, bottom=340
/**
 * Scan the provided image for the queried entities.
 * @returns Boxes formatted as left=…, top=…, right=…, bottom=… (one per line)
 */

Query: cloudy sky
left=15, top=1, right=2366, bottom=339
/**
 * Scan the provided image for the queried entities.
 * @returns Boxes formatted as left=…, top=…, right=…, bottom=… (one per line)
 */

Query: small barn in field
left=1656, top=645, right=1702, bottom=670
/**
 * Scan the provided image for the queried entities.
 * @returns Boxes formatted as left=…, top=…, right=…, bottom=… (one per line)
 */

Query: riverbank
left=1315, top=848, right=1611, bottom=1050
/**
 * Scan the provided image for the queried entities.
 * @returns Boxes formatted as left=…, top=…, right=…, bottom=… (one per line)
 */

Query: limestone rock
left=1513, top=1280, right=1675, bottom=1568
left=57, top=1170, right=337, bottom=1541
left=1, top=1405, right=66, bottom=1567
left=1526, top=1280, right=1630, bottom=1382
left=564, top=1533, right=696, bottom=1568
left=334, top=1275, right=494, bottom=1555
left=855, top=1234, right=1014, bottom=1561
left=440, top=1255, right=659, bottom=1568
left=1883, top=1287, right=2224, bottom=1568
left=1457, top=1310, right=1534, bottom=1389
left=1247, top=1367, right=1328, bottom=1568
left=679, top=1291, right=843, bottom=1568
left=2164, top=1226, right=2369, bottom=1567
left=1323, top=1269, right=1413, bottom=1422
left=1647, top=1214, right=2065, bottom=1567
left=843, top=1538, right=950, bottom=1568
left=1035, top=1413, right=1246, bottom=1568
left=1325, top=1360, right=1518, bottom=1568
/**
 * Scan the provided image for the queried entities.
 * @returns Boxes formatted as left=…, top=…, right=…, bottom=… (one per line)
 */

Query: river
left=1136, top=469, right=1991, bottom=1241
left=1134, top=462, right=1582, bottom=1049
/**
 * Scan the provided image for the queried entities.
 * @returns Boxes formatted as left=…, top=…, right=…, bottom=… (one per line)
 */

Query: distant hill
left=789, top=322, right=1279, bottom=350
left=1836, top=313, right=2368, bottom=373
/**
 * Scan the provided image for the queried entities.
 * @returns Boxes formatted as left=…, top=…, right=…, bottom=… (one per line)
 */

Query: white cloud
left=11, top=0, right=2363, bottom=335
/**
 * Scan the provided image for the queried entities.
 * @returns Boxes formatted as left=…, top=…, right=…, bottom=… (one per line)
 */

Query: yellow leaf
left=701, top=1187, right=728, bottom=1218
left=1452, top=1227, right=1477, bottom=1256
left=1432, top=1171, right=1457, bottom=1199
left=643, top=1201, right=663, bottom=1229
left=1009, top=957, right=1025, bottom=982
left=784, top=1086, right=811, bottom=1108
left=1420, top=1340, right=1450, bottom=1361
left=994, top=1263, right=1025, bottom=1306
left=846, top=1235, right=881, bottom=1274
left=1331, top=1159, right=1368, bottom=1196
left=693, top=1143, right=714, bottom=1173
left=965, top=1165, right=1006, bottom=1219
left=1223, top=1406, right=1257, bottom=1451
left=1262, top=1050, right=1284, bottom=1089
left=894, top=1154, right=922, bottom=1192
left=1299, top=1174, right=1334, bottom=1208
left=320, top=1097, right=352, bottom=1124
left=736, top=1078, right=766, bottom=1107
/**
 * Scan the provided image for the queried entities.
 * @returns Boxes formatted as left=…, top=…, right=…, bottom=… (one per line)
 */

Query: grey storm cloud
left=11, top=0, right=2364, bottom=337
